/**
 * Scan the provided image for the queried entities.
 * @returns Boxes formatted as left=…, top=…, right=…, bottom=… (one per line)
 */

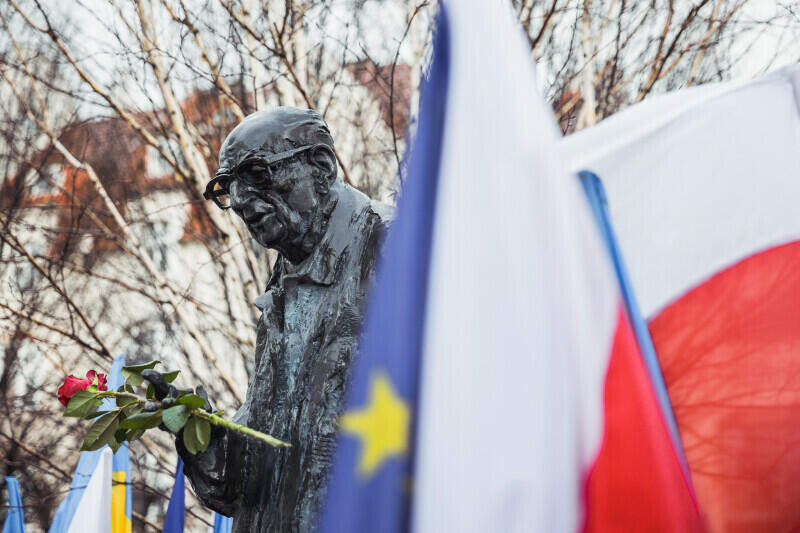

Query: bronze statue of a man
left=183, top=107, right=390, bottom=532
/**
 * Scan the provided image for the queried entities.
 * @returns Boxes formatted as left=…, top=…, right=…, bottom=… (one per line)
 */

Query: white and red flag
left=407, top=2, right=703, bottom=531
left=564, top=65, right=800, bottom=531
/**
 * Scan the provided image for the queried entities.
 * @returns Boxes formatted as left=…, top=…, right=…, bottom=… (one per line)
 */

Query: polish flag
left=563, top=65, right=800, bottom=531
left=408, top=2, right=703, bottom=531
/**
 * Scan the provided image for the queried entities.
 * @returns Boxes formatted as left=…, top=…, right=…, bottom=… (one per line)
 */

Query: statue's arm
left=176, top=300, right=275, bottom=515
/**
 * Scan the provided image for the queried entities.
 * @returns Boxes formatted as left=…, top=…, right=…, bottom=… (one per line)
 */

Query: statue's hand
left=140, top=369, right=213, bottom=417
left=140, top=371, right=232, bottom=507
left=140, top=370, right=224, bottom=471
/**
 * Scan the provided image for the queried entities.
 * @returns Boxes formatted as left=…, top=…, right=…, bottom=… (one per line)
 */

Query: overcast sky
left=29, top=0, right=800, bottom=115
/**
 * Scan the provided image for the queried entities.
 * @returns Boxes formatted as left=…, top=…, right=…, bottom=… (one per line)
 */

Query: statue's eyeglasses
left=203, top=144, right=321, bottom=210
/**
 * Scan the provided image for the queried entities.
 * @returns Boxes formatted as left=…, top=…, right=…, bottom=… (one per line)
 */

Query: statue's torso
left=230, top=188, right=389, bottom=533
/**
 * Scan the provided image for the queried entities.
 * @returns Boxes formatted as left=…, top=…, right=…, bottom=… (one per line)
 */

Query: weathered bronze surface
left=180, top=108, right=390, bottom=532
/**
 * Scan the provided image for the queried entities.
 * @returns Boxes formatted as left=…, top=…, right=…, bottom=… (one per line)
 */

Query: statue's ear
left=308, top=145, right=337, bottom=193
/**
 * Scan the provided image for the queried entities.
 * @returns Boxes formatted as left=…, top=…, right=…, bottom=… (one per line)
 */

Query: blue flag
left=316, top=7, right=451, bottom=533
left=49, top=354, right=131, bottom=533
left=211, top=513, right=232, bottom=533
left=2, top=477, right=24, bottom=533
left=161, top=460, right=185, bottom=533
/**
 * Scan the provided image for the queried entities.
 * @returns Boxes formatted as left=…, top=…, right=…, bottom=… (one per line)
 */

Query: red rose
left=86, top=370, right=108, bottom=391
left=58, top=370, right=108, bottom=406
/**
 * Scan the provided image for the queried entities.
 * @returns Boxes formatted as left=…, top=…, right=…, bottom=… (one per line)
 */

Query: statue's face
left=228, top=155, right=323, bottom=252
left=205, top=108, right=339, bottom=260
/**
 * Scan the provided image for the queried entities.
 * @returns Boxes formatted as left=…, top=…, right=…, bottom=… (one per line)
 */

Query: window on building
left=146, top=137, right=186, bottom=178
left=212, top=108, right=237, bottom=127
left=143, top=220, right=170, bottom=271
left=29, top=163, right=63, bottom=196
left=14, top=238, right=45, bottom=291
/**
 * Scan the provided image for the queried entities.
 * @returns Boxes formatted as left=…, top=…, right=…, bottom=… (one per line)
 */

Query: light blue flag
left=2, top=476, right=24, bottom=533
left=211, top=513, right=232, bottom=533
left=49, top=354, right=131, bottom=533
left=161, top=460, right=184, bottom=533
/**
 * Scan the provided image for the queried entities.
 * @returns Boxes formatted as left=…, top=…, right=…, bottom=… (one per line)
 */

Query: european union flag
left=316, top=6, right=451, bottom=532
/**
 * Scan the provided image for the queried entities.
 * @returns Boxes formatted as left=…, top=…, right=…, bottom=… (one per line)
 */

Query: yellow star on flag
left=339, top=372, right=410, bottom=478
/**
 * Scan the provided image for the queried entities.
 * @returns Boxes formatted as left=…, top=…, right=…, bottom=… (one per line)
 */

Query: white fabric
left=562, top=65, right=800, bottom=319
left=67, top=447, right=112, bottom=533
left=412, top=1, right=619, bottom=531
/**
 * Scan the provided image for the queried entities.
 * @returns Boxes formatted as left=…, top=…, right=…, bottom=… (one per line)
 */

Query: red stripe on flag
left=650, top=239, right=800, bottom=532
left=583, top=307, right=704, bottom=533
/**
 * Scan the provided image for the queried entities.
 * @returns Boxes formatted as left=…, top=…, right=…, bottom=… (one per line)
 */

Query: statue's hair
left=219, top=107, right=338, bottom=182
left=257, top=107, right=335, bottom=152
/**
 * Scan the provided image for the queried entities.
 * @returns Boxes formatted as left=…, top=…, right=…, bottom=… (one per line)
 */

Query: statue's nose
left=241, top=202, right=268, bottom=224
left=230, top=183, right=273, bottom=224
left=228, top=181, right=251, bottom=213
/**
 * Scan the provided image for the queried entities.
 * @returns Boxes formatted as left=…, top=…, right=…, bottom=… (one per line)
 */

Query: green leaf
left=86, top=410, right=112, bottom=419
left=195, top=418, right=211, bottom=452
left=114, top=428, right=129, bottom=442
left=119, top=411, right=162, bottom=430
left=176, top=394, right=206, bottom=409
left=124, top=373, right=144, bottom=388
left=146, top=384, right=155, bottom=400
left=163, top=370, right=180, bottom=383
left=162, top=405, right=190, bottom=433
left=65, top=391, right=100, bottom=419
left=81, top=411, right=121, bottom=451
left=127, top=428, right=145, bottom=442
left=122, top=360, right=160, bottom=373
left=116, top=395, right=138, bottom=407
left=108, top=436, right=123, bottom=454
left=183, top=417, right=200, bottom=454
left=121, top=360, right=160, bottom=387
left=122, top=404, right=142, bottom=417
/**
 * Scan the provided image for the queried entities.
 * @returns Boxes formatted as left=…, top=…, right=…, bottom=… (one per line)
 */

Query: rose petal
left=58, top=375, right=92, bottom=406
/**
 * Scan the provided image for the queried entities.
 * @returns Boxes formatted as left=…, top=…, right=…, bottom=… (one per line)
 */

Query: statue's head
left=204, top=107, right=339, bottom=262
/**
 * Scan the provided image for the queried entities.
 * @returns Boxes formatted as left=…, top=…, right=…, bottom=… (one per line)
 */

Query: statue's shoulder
left=368, top=198, right=395, bottom=227
left=339, top=183, right=394, bottom=229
